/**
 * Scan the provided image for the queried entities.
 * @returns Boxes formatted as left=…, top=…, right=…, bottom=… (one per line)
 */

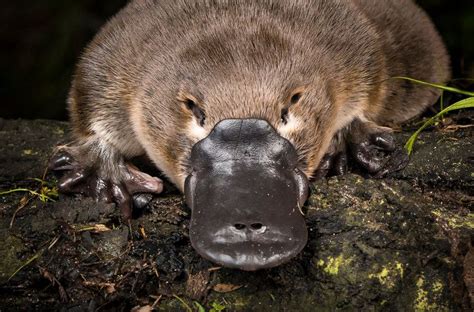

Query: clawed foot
left=49, top=146, right=163, bottom=220
left=314, top=119, right=409, bottom=179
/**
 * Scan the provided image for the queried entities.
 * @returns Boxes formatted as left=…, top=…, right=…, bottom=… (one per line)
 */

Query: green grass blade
left=437, top=96, right=474, bottom=112
left=405, top=97, right=474, bottom=154
left=394, top=77, right=474, bottom=96
left=0, top=188, right=56, bottom=202
left=173, top=295, right=193, bottom=312
left=194, top=302, right=207, bottom=312
left=8, top=251, right=43, bottom=281
left=0, top=188, right=32, bottom=196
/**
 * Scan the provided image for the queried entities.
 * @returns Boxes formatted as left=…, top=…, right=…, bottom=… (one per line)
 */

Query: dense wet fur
left=65, top=0, right=449, bottom=192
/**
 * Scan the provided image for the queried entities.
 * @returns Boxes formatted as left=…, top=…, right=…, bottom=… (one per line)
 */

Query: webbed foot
left=50, top=146, right=163, bottom=220
left=314, top=119, right=409, bottom=179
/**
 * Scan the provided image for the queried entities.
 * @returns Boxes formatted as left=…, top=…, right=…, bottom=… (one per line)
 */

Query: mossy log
left=0, top=119, right=472, bottom=311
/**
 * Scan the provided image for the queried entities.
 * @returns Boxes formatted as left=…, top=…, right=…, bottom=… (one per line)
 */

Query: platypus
left=50, top=0, right=450, bottom=270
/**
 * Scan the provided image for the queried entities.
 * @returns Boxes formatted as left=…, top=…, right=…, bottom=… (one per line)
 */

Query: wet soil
left=0, top=117, right=472, bottom=311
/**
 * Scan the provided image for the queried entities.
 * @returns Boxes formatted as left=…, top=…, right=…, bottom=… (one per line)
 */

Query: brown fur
left=68, top=0, right=450, bottom=189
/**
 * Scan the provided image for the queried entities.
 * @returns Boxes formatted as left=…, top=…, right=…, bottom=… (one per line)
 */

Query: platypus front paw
left=314, top=119, right=409, bottom=179
left=348, top=119, right=409, bottom=177
left=49, top=146, right=163, bottom=220
left=313, top=146, right=348, bottom=179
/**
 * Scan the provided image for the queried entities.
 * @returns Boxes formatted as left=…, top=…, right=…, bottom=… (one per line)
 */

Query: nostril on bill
left=234, top=223, right=246, bottom=230
left=233, top=222, right=267, bottom=233
left=250, top=223, right=267, bottom=234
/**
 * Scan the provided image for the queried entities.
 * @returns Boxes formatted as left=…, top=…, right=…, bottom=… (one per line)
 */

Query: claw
left=371, top=132, right=395, bottom=151
left=313, top=154, right=333, bottom=179
left=313, top=149, right=349, bottom=179
left=96, top=178, right=114, bottom=203
left=112, top=183, right=133, bottom=220
left=49, top=150, right=76, bottom=171
left=125, top=165, right=164, bottom=194
left=58, top=170, right=89, bottom=193
left=332, top=152, right=348, bottom=176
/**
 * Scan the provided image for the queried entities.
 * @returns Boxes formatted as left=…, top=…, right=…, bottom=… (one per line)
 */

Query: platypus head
left=139, top=23, right=352, bottom=270
left=185, top=119, right=308, bottom=270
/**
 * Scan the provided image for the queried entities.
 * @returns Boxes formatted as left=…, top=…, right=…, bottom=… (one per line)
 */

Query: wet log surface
left=0, top=117, right=472, bottom=311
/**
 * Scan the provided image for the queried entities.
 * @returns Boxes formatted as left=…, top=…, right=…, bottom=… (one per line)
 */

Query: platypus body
left=51, top=0, right=450, bottom=270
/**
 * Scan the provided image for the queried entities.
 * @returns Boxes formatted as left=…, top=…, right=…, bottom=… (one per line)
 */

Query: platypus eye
left=290, top=92, right=302, bottom=104
left=185, top=99, right=206, bottom=126
left=281, top=92, right=303, bottom=124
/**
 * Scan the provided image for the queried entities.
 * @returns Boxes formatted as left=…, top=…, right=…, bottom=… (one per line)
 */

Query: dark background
left=1, top=0, right=473, bottom=120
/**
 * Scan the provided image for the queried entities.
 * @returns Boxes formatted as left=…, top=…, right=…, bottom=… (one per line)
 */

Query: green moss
left=462, top=213, right=474, bottom=229
left=22, top=149, right=38, bottom=156
left=309, top=194, right=330, bottom=209
left=317, top=254, right=353, bottom=275
left=414, top=276, right=446, bottom=311
left=432, top=210, right=474, bottom=229
left=370, top=268, right=389, bottom=282
left=396, top=262, right=404, bottom=278
left=432, top=281, right=443, bottom=293
left=415, top=277, right=435, bottom=311
left=368, top=261, right=404, bottom=289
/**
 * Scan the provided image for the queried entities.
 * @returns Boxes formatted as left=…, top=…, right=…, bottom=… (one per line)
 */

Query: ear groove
left=184, top=99, right=206, bottom=126
left=281, top=107, right=289, bottom=124
left=281, top=91, right=303, bottom=124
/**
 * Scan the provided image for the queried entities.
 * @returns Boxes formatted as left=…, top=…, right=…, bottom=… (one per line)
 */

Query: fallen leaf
left=105, top=284, right=116, bottom=294
left=212, top=283, right=243, bottom=293
left=74, top=223, right=111, bottom=233
left=131, top=305, right=153, bottom=312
